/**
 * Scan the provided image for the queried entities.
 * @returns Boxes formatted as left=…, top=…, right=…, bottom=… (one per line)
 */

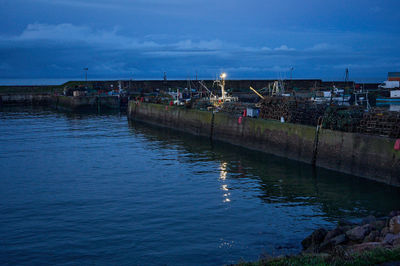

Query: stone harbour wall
left=128, top=102, right=400, bottom=187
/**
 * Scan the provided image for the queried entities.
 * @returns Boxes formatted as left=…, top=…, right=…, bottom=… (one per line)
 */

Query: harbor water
left=1, top=107, right=400, bottom=265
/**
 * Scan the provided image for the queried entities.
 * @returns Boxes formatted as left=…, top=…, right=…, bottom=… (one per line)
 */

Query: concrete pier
left=54, top=96, right=121, bottom=111
left=0, top=95, right=123, bottom=111
left=128, top=102, right=400, bottom=187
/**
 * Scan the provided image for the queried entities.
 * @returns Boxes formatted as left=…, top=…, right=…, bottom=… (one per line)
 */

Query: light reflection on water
left=0, top=106, right=400, bottom=265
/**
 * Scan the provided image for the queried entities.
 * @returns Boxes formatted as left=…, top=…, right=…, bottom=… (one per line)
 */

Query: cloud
left=1, top=23, right=160, bottom=50
left=274, top=45, right=295, bottom=51
left=261, top=46, right=271, bottom=51
left=174, top=39, right=223, bottom=50
left=1, top=22, right=398, bottom=81
left=305, top=43, right=338, bottom=51
left=0, top=23, right=305, bottom=57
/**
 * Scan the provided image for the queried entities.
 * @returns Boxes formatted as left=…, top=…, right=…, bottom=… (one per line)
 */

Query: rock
left=389, top=215, right=400, bottom=234
left=349, top=242, right=384, bottom=253
left=371, top=220, right=386, bottom=231
left=383, top=233, right=400, bottom=245
left=324, top=228, right=343, bottom=242
left=319, top=233, right=348, bottom=252
left=381, top=227, right=390, bottom=237
left=331, top=234, right=347, bottom=245
left=393, top=238, right=400, bottom=247
left=363, top=230, right=380, bottom=243
left=346, top=224, right=372, bottom=242
left=389, top=211, right=400, bottom=218
left=337, top=225, right=352, bottom=233
left=362, top=215, right=376, bottom=225
left=301, top=228, right=327, bottom=252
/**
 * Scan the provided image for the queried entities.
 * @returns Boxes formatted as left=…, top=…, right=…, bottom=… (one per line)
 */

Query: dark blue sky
left=1, top=0, right=400, bottom=84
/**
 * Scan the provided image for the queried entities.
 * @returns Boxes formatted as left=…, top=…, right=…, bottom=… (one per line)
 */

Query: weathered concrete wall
left=317, top=130, right=400, bottom=185
left=128, top=102, right=400, bottom=187
left=0, top=94, right=54, bottom=106
left=54, top=96, right=120, bottom=111
left=0, top=94, right=122, bottom=111
left=212, top=112, right=316, bottom=164
left=129, top=102, right=212, bottom=137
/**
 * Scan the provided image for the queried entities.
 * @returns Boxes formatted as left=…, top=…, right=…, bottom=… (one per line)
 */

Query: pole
left=83, top=67, right=88, bottom=87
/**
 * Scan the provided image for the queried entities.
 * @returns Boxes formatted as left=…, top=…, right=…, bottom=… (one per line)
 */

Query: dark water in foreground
left=1, top=107, right=399, bottom=265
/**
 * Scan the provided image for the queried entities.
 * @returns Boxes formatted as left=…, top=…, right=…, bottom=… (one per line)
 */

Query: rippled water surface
left=1, top=107, right=400, bottom=265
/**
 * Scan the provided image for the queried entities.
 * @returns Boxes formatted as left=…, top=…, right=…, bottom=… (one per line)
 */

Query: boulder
left=323, top=228, right=343, bottom=242
left=393, top=238, right=400, bottom=247
left=363, top=230, right=380, bottom=243
left=331, top=234, right=347, bottom=245
left=346, top=225, right=372, bottom=242
left=301, top=228, right=327, bottom=252
left=381, top=227, right=390, bottom=237
left=383, top=233, right=400, bottom=245
left=389, top=215, right=400, bottom=234
left=389, top=211, right=400, bottom=218
left=349, top=242, right=384, bottom=253
left=371, top=220, right=386, bottom=231
left=319, top=234, right=347, bottom=252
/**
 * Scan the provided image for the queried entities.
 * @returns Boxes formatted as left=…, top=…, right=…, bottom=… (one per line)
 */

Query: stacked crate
left=259, top=97, right=326, bottom=126
left=259, top=97, right=295, bottom=121
left=359, top=109, right=400, bottom=138
left=220, top=102, right=255, bottom=116
left=322, top=106, right=365, bottom=133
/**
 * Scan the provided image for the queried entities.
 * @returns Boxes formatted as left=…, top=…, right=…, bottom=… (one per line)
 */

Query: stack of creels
left=359, top=108, right=400, bottom=138
left=291, top=100, right=327, bottom=126
left=220, top=102, right=255, bottom=116
left=259, top=96, right=326, bottom=125
left=258, top=96, right=297, bottom=121
left=322, top=106, right=365, bottom=132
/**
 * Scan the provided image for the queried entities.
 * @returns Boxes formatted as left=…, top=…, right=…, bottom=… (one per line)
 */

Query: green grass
left=237, top=247, right=400, bottom=266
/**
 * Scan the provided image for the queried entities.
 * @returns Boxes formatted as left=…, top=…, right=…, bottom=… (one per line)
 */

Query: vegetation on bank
left=237, top=246, right=400, bottom=266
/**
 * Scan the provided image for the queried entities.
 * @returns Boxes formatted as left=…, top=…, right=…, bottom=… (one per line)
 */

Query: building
left=388, top=72, right=400, bottom=81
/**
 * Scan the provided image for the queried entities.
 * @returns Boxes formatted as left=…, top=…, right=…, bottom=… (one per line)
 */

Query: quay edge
left=128, top=101, right=400, bottom=187
left=0, top=95, right=124, bottom=111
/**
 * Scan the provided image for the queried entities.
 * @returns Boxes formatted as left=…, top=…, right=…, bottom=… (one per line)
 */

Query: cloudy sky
left=1, top=0, right=400, bottom=84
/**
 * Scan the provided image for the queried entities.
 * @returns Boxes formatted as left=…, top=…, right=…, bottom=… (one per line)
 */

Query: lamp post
left=220, top=72, right=227, bottom=101
left=83, top=68, right=88, bottom=87
left=290, top=67, right=294, bottom=81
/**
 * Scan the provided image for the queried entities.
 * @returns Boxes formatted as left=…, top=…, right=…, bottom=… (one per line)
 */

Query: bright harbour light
left=220, top=73, right=227, bottom=79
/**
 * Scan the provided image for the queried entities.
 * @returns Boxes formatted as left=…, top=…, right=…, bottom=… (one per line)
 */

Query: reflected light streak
left=219, top=162, right=228, bottom=180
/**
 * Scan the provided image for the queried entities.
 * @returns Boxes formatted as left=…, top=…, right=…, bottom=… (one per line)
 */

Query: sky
left=0, top=0, right=400, bottom=84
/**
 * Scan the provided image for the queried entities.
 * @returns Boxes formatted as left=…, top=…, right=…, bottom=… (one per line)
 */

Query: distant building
left=388, top=72, right=400, bottom=81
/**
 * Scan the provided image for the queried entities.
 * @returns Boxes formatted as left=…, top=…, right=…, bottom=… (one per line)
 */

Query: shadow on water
left=128, top=119, right=400, bottom=222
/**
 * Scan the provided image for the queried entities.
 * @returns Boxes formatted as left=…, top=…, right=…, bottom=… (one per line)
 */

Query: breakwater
left=54, top=95, right=122, bottom=111
left=128, top=102, right=400, bottom=187
left=0, top=95, right=124, bottom=111
left=0, top=94, right=53, bottom=106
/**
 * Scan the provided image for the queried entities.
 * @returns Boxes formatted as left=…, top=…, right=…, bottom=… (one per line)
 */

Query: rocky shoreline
left=302, top=211, right=400, bottom=255
left=236, top=211, right=400, bottom=265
